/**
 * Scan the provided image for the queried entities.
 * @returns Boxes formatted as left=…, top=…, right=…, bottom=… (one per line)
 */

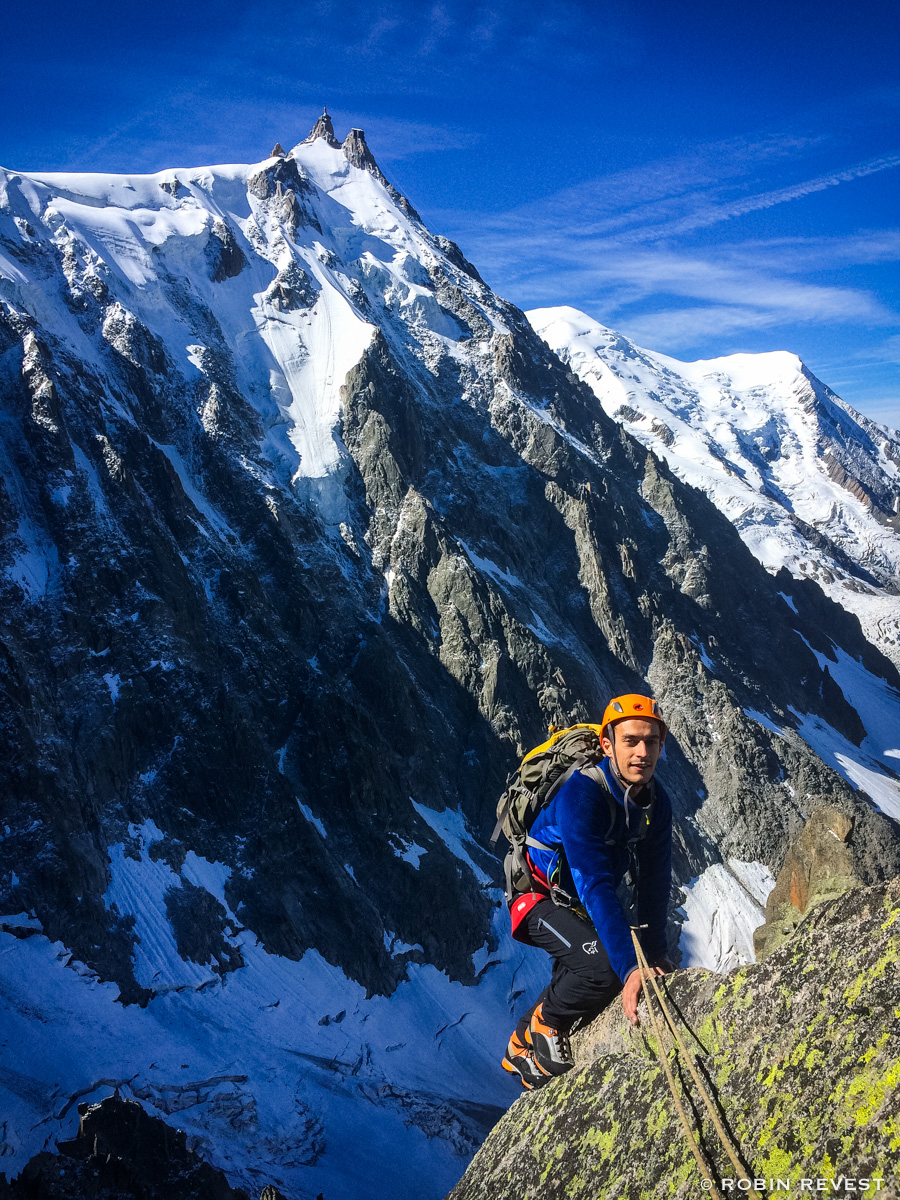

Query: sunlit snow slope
left=529, top=306, right=900, bottom=669
left=4, top=136, right=447, bottom=529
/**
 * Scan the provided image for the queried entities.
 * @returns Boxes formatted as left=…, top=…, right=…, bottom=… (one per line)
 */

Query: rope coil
left=630, top=930, right=762, bottom=1200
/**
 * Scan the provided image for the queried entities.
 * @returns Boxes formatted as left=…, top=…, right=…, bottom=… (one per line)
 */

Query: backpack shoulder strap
left=577, top=762, right=620, bottom=845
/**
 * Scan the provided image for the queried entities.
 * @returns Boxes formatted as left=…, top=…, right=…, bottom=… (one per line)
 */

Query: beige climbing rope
left=630, top=930, right=762, bottom=1200
left=629, top=938, right=723, bottom=1200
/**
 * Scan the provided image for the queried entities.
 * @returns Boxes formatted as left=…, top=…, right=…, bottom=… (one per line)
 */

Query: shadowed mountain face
left=1, top=119, right=899, bottom=1198
left=0, top=1096, right=253, bottom=1200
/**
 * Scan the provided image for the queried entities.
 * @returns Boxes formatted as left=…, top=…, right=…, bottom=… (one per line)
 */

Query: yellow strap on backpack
left=521, top=723, right=606, bottom=765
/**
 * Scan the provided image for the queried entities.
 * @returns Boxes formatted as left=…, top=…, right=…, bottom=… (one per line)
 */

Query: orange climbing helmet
left=600, top=693, right=666, bottom=741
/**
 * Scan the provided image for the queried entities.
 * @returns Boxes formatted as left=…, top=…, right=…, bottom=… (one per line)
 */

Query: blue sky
left=2, top=0, right=899, bottom=426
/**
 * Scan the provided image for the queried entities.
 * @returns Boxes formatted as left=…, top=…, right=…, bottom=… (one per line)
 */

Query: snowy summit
left=529, top=305, right=900, bottom=669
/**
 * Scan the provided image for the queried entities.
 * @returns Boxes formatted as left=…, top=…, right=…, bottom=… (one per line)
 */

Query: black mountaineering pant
left=516, top=901, right=622, bottom=1038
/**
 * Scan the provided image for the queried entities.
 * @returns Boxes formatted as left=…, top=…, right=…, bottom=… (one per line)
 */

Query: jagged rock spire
left=342, top=128, right=383, bottom=178
left=270, top=142, right=286, bottom=158
left=303, top=106, right=340, bottom=149
left=341, top=128, right=422, bottom=223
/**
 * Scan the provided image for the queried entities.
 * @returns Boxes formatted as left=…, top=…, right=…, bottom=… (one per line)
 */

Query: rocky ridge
left=448, top=879, right=900, bottom=1200
left=528, top=306, right=900, bottom=670
left=1, top=116, right=899, bottom=1198
left=0, top=1096, right=254, bottom=1200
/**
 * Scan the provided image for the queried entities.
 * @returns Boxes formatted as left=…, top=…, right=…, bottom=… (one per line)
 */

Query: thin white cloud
left=549, top=250, right=893, bottom=351
left=817, top=336, right=900, bottom=374
left=437, top=131, right=900, bottom=355
left=453, top=232, right=894, bottom=331
left=610, top=152, right=900, bottom=245
left=436, top=132, right=829, bottom=245
left=449, top=147, right=900, bottom=254
left=710, top=230, right=900, bottom=271
left=595, top=251, right=890, bottom=320
left=617, top=305, right=785, bottom=346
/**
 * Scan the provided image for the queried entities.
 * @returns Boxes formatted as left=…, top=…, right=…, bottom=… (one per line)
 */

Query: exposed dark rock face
left=247, top=155, right=311, bottom=200
left=615, top=403, right=642, bottom=423
left=448, top=881, right=900, bottom=1200
left=651, top=417, right=675, bottom=447
left=207, top=220, right=246, bottom=282
left=301, top=109, right=340, bottom=149
left=433, top=236, right=485, bottom=285
left=262, top=260, right=318, bottom=312
left=0, top=1097, right=253, bottom=1199
left=775, top=567, right=900, bottom=679
left=165, top=878, right=245, bottom=976
left=341, top=129, right=384, bottom=176
left=340, top=127, right=422, bottom=221
left=805, top=368, right=900, bottom=530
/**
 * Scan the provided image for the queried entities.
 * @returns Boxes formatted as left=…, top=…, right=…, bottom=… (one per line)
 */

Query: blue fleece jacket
left=527, top=757, right=672, bottom=983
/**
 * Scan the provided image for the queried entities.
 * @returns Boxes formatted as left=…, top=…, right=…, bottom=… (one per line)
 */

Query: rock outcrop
left=301, top=107, right=340, bottom=148
left=754, top=805, right=863, bottom=960
left=448, top=881, right=900, bottom=1200
left=340, top=126, right=422, bottom=220
left=0, top=1096, right=254, bottom=1199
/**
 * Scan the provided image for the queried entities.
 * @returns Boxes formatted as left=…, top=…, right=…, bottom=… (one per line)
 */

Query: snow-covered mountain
left=528, top=306, right=900, bottom=669
left=2, top=114, right=900, bottom=1200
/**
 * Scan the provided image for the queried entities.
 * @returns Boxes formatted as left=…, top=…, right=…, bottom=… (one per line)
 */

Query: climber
left=501, top=694, right=673, bottom=1089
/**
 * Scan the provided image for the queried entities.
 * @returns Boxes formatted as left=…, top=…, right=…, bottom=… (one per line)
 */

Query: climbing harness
left=630, top=930, right=763, bottom=1200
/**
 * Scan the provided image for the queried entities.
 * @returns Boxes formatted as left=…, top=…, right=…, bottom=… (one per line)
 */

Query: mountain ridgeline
left=528, top=306, right=900, bottom=671
left=1, top=113, right=899, bottom=1199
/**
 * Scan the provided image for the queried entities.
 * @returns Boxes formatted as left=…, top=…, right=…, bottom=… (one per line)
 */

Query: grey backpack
left=491, top=724, right=613, bottom=902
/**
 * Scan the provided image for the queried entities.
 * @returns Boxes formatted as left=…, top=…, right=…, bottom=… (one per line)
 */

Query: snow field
left=2, top=138, right=485, bottom=541
left=677, top=860, right=775, bottom=973
left=2, top=812, right=547, bottom=1199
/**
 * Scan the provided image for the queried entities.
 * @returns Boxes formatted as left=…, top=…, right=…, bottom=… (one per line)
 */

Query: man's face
left=601, top=718, right=664, bottom=786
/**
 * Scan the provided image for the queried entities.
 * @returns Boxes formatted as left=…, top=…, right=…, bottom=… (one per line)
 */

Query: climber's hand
left=622, top=964, right=665, bottom=1026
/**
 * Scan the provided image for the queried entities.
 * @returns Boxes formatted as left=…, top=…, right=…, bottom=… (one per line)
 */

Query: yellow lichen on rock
left=447, top=882, right=900, bottom=1200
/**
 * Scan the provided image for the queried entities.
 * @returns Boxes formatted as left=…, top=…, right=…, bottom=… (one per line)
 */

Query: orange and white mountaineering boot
left=501, top=1029, right=547, bottom=1090
left=526, top=1003, right=574, bottom=1077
